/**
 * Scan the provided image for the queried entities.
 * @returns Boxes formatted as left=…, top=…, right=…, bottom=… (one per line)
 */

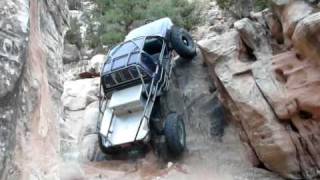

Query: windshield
left=109, top=38, right=145, bottom=59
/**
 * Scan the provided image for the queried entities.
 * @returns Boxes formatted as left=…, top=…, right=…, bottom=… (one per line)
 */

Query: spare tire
left=170, top=26, right=197, bottom=59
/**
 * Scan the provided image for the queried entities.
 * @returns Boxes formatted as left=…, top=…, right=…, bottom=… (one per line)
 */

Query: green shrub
left=85, top=22, right=102, bottom=49
left=216, top=0, right=233, bottom=10
left=254, top=0, right=269, bottom=11
left=67, top=0, right=82, bottom=10
left=65, top=17, right=82, bottom=48
left=217, top=0, right=269, bottom=15
left=88, top=0, right=202, bottom=47
left=100, top=31, right=125, bottom=45
left=146, top=0, right=202, bottom=30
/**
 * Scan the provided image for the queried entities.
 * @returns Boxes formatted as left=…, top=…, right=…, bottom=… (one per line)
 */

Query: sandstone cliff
left=2, top=0, right=320, bottom=179
left=0, top=0, right=68, bottom=179
left=199, top=0, right=320, bottom=179
left=57, top=1, right=281, bottom=179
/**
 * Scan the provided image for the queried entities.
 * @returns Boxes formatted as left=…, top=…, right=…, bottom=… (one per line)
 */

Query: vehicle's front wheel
left=164, top=113, right=186, bottom=156
left=170, top=26, right=197, bottom=60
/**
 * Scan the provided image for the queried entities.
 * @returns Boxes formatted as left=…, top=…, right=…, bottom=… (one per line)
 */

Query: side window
left=143, top=37, right=163, bottom=55
left=141, top=53, right=156, bottom=72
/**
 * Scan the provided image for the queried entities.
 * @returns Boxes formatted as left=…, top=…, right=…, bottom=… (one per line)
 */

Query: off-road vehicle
left=98, top=17, right=196, bottom=157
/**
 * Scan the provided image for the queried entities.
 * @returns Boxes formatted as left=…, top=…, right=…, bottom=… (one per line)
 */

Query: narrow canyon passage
left=3, top=0, right=320, bottom=179
left=61, top=53, right=282, bottom=180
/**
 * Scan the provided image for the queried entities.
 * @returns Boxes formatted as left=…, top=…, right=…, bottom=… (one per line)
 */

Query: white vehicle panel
left=108, top=85, right=145, bottom=115
left=99, top=108, right=113, bottom=136
left=125, top=17, right=173, bottom=41
left=99, top=108, right=150, bottom=146
left=99, top=89, right=155, bottom=147
left=109, top=110, right=148, bottom=145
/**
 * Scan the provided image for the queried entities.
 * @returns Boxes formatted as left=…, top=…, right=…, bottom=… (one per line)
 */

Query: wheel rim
left=177, top=120, right=185, bottom=146
left=182, top=36, right=189, bottom=46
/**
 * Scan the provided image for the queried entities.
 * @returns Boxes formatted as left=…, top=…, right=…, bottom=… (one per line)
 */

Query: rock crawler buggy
left=98, top=18, right=196, bottom=157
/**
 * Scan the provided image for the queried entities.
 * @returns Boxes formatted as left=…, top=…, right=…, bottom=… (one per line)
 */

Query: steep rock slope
left=199, top=0, right=320, bottom=179
left=0, top=0, right=68, bottom=179
left=60, top=54, right=282, bottom=180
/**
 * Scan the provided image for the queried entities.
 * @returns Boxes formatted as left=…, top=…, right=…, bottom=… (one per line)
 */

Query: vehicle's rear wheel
left=98, top=134, right=121, bottom=155
left=164, top=113, right=186, bottom=156
left=170, top=26, right=197, bottom=59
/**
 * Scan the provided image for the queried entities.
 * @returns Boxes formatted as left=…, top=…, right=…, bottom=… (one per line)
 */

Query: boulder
left=199, top=29, right=302, bottom=179
left=271, top=0, right=313, bottom=39
left=61, top=110, right=86, bottom=140
left=63, top=60, right=90, bottom=80
left=199, top=1, right=320, bottom=178
left=63, top=43, right=81, bottom=64
left=79, top=134, right=99, bottom=162
left=60, top=98, right=100, bottom=162
left=88, top=54, right=105, bottom=74
left=234, top=18, right=272, bottom=60
left=79, top=101, right=100, bottom=139
left=292, top=12, right=320, bottom=63
left=63, top=54, right=104, bottom=80
left=209, top=23, right=228, bottom=34
left=61, top=78, right=100, bottom=111
left=198, top=30, right=243, bottom=65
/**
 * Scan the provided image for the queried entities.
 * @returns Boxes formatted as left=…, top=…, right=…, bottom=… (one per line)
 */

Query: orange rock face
left=293, top=12, right=320, bottom=65
left=280, top=1, right=313, bottom=38
left=272, top=51, right=320, bottom=119
left=199, top=1, right=320, bottom=179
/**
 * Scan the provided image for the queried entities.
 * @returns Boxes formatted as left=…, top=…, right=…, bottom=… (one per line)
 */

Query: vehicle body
left=98, top=18, right=196, bottom=156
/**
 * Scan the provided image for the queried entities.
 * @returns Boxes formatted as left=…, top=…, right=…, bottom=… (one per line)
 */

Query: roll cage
left=98, top=35, right=174, bottom=145
left=100, top=35, right=172, bottom=97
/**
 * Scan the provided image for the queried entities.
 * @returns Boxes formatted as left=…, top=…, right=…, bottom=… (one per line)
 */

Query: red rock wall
left=199, top=0, right=320, bottom=179
left=0, top=0, right=69, bottom=179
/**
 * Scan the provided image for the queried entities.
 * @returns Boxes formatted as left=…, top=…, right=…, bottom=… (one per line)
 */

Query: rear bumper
left=100, top=132, right=150, bottom=149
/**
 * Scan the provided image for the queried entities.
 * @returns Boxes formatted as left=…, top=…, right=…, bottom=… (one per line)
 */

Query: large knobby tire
left=170, top=26, right=197, bottom=59
left=164, top=113, right=186, bottom=156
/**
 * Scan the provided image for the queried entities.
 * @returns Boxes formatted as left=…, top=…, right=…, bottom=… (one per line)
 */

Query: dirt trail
left=77, top=125, right=281, bottom=180
left=69, top=53, right=283, bottom=180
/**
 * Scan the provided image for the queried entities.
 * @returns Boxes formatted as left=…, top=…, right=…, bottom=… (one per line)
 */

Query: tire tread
left=164, top=113, right=186, bottom=155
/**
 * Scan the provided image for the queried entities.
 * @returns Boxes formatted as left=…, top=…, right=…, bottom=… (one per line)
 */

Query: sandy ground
left=67, top=124, right=283, bottom=180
